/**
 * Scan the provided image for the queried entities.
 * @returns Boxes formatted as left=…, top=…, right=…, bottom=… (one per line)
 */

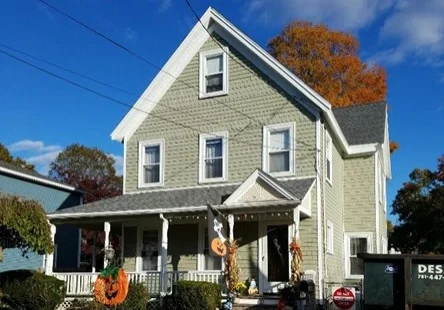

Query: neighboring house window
left=345, top=233, right=372, bottom=278
left=199, top=132, right=228, bottom=183
left=327, top=221, right=334, bottom=254
left=199, top=48, right=229, bottom=98
left=262, top=123, right=295, bottom=176
left=326, top=131, right=333, bottom=184
left=203, top=228, right=223, bottom=270
left=138, top=139, right=164, bottom=188
left=141, top=230, right=159, bottom=271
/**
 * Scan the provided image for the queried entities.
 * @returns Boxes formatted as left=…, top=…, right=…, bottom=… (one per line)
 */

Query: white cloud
left=26, top=151, right=62, bottom=175
left=243, top=0, right=394, bottom=31
left=9, top=140, right=61, bottom=153
left=376, top=0, right=444, bottom=65
left=109, top=154, right=123, bottom=175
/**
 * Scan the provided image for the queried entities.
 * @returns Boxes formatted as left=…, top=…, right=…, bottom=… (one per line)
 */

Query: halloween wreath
left=94, top=265, right=129, bottom=306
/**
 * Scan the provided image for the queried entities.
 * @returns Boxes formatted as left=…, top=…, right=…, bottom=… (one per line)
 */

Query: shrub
left=0, top=270, right=66, bottom=310
left=172, top=281, right=221, bottom=310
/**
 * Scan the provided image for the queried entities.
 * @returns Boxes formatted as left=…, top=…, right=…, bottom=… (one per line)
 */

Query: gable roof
left=47, top=177, right=315, bottom=219
left=110, top=7, right=382, bottom=156
left=0, top=160, right=85, bottom=194
left=333, top=102, right=387, bottom=145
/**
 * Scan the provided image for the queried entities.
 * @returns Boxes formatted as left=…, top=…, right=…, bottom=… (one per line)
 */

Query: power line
left=36, top=0, right=266, bottom=126
left=0, top=47, right=309, bottom=153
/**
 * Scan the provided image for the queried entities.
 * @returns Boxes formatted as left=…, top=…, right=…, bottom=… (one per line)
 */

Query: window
left=199, top=48, right=229, bottom=98
left=141, top=230, right=159, bottom=271
left=326, top=131, right=333, bottom=184
left=327, top=221, right=334, bottom=254
left=203, top=228, right=222, bottom=270
left=138, top=139, right=164, bottom=188
left=263, top=123, right=295, bottom=176
left=345, top=233, right=372, bottom=278
left=199, top=132, right=228, bottom=183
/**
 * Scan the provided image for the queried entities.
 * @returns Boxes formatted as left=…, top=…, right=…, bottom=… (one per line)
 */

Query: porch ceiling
left=47, top=174, right=315, bottom=221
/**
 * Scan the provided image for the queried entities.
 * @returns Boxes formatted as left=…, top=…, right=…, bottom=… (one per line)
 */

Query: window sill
left=199, top=178, right=228, bottom=185
left=138, top=182, right=164, bottom=189
left=267, top=171, right=295, bottom=178
left=199, top=91, right=228, bottom=99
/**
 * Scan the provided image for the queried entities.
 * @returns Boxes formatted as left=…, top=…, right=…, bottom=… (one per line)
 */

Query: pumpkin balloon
left=211, top=237, right=227, bottom=256
left=94, top=268, right=129, bottom=306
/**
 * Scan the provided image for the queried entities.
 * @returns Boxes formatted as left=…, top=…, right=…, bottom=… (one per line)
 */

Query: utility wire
left=36, top=0, right=265, bottom=126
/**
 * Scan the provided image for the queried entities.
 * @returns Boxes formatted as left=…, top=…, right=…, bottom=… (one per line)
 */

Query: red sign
left=332, top=287, right=355, bottom=310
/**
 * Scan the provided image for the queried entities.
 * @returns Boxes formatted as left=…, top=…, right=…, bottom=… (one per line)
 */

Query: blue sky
left=1, top=0, right=444, bottom=223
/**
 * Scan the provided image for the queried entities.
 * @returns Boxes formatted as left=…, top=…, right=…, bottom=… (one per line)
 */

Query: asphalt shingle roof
left=0, top=160, right=84, bottom=193
left=50, top=177, right=315, bottom=216
left=333, top=101, right=387, bottom=145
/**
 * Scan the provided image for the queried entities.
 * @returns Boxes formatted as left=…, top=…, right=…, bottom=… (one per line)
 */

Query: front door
left=261, top=224, right=290, bottom=293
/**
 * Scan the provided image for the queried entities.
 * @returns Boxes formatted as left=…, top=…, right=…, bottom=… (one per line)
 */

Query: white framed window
left=345, top=232, right=372, bottom=279
left=199, top=132, right=228, bottom=183
left=199, top=48, right=229, bottom=98
left=262, top=122, right=295, bottom=177
left=326, top=131, right=333, bottom=184
left=326, top=221, right=334, bottom=254
left=138, top=139, right=165, bottom=188
left=141, top=229, right=159, bottom=271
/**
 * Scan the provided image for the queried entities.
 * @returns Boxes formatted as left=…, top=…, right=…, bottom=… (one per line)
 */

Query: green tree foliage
left=391, top=155, right=444, bottom=253
left=0, top=142, right=35, bottom=171
left=49, top=143, right=122, bottom=203
left=0, top=195, right=54, bottom=261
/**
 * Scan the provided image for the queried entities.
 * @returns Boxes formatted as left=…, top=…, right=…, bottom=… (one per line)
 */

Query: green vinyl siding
left=235, top=221, right=258, bottom=282
left=125, top=34, right=317, bottom=192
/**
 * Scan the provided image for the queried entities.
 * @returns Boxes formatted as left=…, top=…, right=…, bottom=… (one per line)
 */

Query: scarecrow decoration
left=94, top=246, right=129, bottom=306
left=289, top=236, right=303, bottom=284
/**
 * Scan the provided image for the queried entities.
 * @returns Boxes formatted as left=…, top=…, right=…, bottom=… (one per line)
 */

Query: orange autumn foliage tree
left=268, top=21, right=387, bottom=108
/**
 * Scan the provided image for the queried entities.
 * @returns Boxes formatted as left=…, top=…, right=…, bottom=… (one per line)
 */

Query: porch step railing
left=53, top=270, right=224, bottom=296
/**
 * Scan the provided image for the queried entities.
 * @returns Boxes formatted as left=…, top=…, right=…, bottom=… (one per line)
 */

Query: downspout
left=316, top=114, right=324, bottom=301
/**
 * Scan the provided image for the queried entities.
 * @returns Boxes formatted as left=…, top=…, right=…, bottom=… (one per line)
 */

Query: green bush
left=172, top=281, right=221, bottom=310
left=69, top=282, right=149, bottom=310
left=0, top=269, right=66, bottom=310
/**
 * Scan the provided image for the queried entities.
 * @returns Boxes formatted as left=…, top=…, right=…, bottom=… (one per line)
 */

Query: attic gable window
left=138, top=139, right=164, bottom=188
left=262, top=122, right=295, bottom=177
left=199, top=48, right=229, bottom=98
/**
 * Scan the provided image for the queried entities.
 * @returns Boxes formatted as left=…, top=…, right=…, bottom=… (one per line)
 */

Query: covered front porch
left=46, top=170, right=315, bottom=297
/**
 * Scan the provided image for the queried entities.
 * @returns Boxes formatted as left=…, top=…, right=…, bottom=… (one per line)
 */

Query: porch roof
left=47, top=176, right=315, bottom=219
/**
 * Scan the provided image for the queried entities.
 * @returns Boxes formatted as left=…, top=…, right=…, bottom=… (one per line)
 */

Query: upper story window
left=262, top=123, right=295, bottom=177
left=326, top=131, right=333, bottom=184
left=138, top=139, right=164, bottom=188
left=199, top=132, right=228, bottom=183
left=199, top=48, right=229, bottom=98
left=345, top=232, right=372, bottom=278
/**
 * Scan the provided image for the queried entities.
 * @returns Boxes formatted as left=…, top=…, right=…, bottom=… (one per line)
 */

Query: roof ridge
left=332, top=100, right=387, bottom=110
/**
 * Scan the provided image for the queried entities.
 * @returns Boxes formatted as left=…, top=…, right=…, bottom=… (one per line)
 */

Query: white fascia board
left=0, top=166, right=84, bottom=194
left=346, top=144, right=378, bottom=157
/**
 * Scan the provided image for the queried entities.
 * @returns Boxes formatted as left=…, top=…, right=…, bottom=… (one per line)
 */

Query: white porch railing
left=53, top=270, right=224, bottom=296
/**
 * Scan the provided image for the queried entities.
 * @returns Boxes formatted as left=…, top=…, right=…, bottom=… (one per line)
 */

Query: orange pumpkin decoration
left=94, top=268, right=129, bottom=306
left=211, top=237, right=227, bottom=256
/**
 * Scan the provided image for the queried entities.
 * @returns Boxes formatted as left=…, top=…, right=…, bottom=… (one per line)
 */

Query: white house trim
left=315, top=114, right=324, bottom=300
left=110, top=7, right=379, bottom=158
left=0, top=166, right=83, bottom=193
left=375, top=154, right=380, bottom=254
left=138, top=139, right=165, bottom=188
left=344, top=232, right=373, bottom=279
left=223, top=169, right=298, bottom=205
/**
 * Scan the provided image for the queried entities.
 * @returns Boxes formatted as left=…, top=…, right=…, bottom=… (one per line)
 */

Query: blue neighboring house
left=0, top=160, right=85, bottom=272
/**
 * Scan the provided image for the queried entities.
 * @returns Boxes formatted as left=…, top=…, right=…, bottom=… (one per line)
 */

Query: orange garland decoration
left=94, top=268, right=129, bottom=306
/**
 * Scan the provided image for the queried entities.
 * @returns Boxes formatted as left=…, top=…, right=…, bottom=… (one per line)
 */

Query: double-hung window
left=199, top=132, right=228, bottom=183
left=326, top=131, right=333, bottom=184
left=345, top=233, right=372, bottom=278
left=138, top=139, right=164, bottom=188
left=263, top=123, right=295, bottom=176
left=199, top=48, right=229, bottom=98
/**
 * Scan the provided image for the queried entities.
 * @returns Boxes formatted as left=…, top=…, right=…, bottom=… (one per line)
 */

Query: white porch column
left=45, top=223, right=56, bottom=275
left=104, top=222, right=111, bottom=266
left=92, top=231, right=97, bottom=273
left=293, top=208, right=300, bottom=240
left=228, top=214, right=234, bottom=241
left=160, top=214, right=169, bottom=295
